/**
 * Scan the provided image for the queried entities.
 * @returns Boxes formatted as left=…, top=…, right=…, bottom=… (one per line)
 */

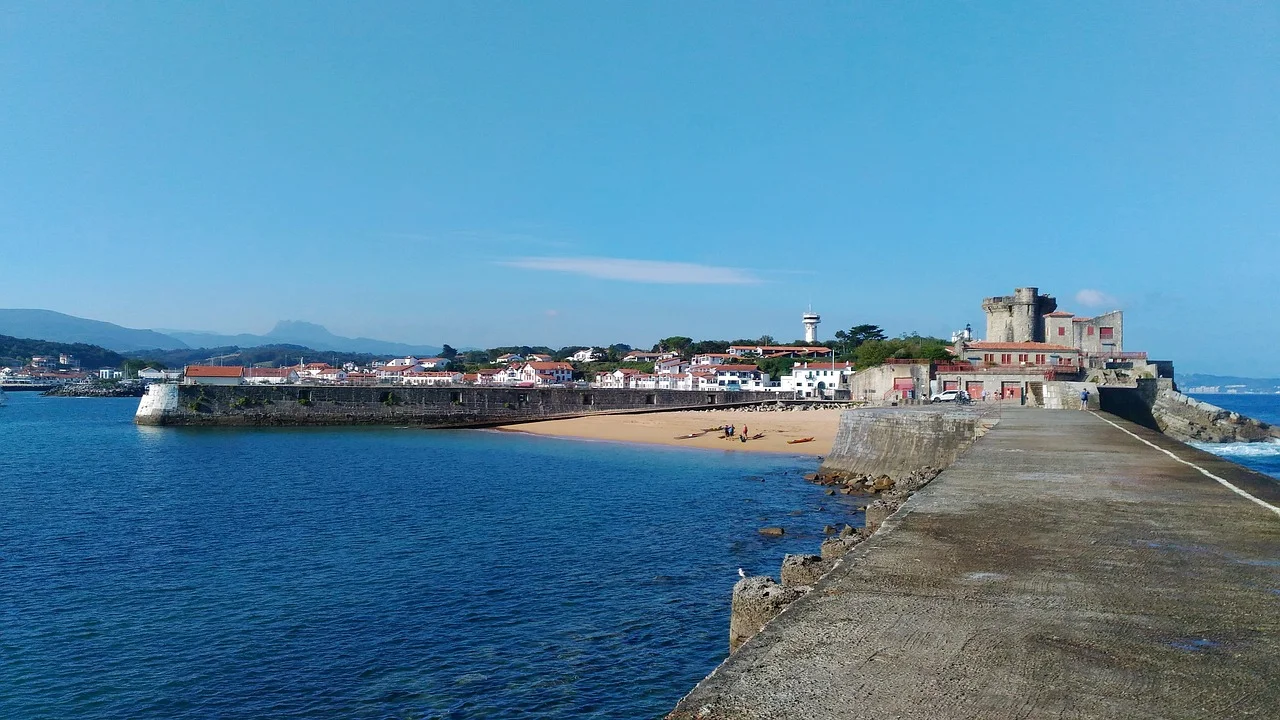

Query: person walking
left=1079, top=387, right=1090, bottom=411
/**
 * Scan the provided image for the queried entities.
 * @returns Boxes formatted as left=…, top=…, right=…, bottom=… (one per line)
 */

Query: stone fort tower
left=982, top=287, right=1057, bottom=343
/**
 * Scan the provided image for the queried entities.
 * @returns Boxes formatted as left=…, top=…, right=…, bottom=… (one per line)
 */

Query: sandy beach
left=498, top=408, right=845, bottom=455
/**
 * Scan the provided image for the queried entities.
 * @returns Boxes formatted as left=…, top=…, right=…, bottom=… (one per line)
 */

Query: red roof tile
left=185, top=365, right=244, bottom=378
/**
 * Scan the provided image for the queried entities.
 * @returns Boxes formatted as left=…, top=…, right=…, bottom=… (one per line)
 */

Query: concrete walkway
left=669, top=409, right=1279, bottom=720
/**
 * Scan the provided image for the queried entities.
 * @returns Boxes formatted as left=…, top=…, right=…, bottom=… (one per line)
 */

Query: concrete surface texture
left=669, top=408, right=1280, bottom=720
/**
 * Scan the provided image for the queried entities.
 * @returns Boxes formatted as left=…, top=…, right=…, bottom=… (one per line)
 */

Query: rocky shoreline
left=730, top=464, right=944, bottom=651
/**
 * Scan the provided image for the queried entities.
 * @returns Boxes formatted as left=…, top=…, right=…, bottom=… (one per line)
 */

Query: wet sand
left=498, top=408, right=845, bottom=455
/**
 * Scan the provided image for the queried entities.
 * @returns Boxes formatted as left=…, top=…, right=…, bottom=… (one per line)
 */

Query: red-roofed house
left=183, top=365, right=245, bottom=386
left=520, top=361, right=574, bottom=386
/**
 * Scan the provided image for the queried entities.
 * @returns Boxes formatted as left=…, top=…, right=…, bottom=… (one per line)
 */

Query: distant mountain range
left=1178, top=373, right=1280, bottom=394
left=0, top=309, right=441, bottom=357
left=0, top=309, right=188, bottom=352
left=157, top=321, right=442, bottom=357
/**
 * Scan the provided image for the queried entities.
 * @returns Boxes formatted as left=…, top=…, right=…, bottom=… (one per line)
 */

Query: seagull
left=738, top=568, right=747, bottom=579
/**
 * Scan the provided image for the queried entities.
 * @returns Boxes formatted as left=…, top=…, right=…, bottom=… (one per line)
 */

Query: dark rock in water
left=803, top=473, right=819, bottom=482
left=758, top=526, right=785, bottom=538
left=823, top=524, right=838, bottom=535
left=824, top=489, right=836, bottom=496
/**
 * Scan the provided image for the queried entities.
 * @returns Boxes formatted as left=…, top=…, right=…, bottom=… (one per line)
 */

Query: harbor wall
left=134, top=384, right=781, bottom=427
left=819, top=407, right=983, bottom=480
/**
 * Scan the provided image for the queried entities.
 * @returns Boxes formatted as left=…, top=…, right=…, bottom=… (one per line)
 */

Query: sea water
left=1187, top=393, right=1280, bottom=481
left=0, top=394, right=857, bottom=719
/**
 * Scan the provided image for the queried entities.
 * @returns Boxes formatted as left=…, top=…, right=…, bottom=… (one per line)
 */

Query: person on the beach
left=1079, top=388, right=1090, bottom=410
left=742, top=425, right=748, bottom=437
left=982, top=390, right=988, bottom=402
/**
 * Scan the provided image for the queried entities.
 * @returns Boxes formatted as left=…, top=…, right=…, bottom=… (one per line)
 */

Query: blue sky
left=1, top=3, right=1277, bottom=375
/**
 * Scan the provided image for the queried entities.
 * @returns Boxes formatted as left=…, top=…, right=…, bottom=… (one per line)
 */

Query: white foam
left=1191, top=439, right=1280, bottom=458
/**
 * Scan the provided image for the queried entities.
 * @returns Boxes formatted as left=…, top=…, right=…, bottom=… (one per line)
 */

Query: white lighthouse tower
left=802, top=308, right=821, bottom=343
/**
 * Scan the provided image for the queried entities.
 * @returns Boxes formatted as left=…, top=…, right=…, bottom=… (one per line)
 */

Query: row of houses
left=181, top=359, right=579, bottom=388
left=593, top=362, right=853, bottom=396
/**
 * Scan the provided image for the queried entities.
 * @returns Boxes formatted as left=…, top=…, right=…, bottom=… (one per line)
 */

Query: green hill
left=0, top=334, right=126, bottom=370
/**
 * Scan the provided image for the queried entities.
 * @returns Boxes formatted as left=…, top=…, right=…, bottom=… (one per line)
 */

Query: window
left=1057, top=327, right=1065, bottom=336
left=1088, top=326, right=1095, bottom=335
left=984, top=353, right=995, bottom=364
left=1001, top=354, right=1012, bottom=364
left=1018, top=354, right=1028, bottom=363
left=1035, top=354, right=1046, bottom=365
left=582, top=393, right=594, bottom=406
left=1100, top=327, right=1114, bottom=339
left=644, top=394, right=655, bottom=405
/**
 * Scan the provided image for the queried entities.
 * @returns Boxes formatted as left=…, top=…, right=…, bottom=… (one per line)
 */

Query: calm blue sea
left=0, top=394, right=857, bottom=719
left=1188, top=393, right=1280, bottom=480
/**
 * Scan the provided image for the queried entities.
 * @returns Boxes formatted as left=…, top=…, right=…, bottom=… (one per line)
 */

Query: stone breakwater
left=719, top=408, right=991, bottom=654
left=1100, top=378, right=1280, bottom=444
left=134, top=384, right=782, bottom=427
left=44, top=383, right=146, bottom=398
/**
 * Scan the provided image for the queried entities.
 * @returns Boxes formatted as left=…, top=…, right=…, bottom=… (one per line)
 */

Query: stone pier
left=670, top=408, right=1280, bottom=720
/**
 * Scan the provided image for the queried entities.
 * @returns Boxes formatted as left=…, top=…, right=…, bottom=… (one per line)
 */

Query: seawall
left=134, top=384, right=781, bottom=427
left=1100, top=378, right=1279, bottom=443
left=819, top=407, right=984, bottom=480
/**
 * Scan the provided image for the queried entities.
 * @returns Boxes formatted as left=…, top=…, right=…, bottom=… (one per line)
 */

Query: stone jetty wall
left=134, top=383, right=781, bottom=427
left=1100, top=379, right=1279, bottom=443
left=819, top=407, right=983, bottom=480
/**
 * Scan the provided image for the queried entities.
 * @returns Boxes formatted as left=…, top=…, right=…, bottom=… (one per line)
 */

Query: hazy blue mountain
left=1179, top=373, right=1280, bottom=394
left=0, top=309, right=188, bottom=352
left=161, top=320, right=441, bottom=357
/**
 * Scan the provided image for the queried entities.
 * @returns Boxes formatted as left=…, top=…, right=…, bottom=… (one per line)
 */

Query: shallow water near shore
left=0, top=394, right=859, bottom=719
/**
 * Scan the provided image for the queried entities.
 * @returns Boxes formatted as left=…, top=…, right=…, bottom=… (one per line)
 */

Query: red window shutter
left=1058, top=327, right=1065, bottom=336
left=1088, top=326, right=1094, bottom=335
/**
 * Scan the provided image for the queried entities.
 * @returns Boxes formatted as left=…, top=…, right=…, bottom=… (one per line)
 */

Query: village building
left=728, top=345, right=829, bottom=359
left=137, top=367, right=183, bottom=382
left=243, top=367, right=300, bottom=385
left=691, top=353, right=735, bottom=366
left=704, top=364, right=770, bottom=391
left=595, top=368, right=642, bottom=389
left=526, top=353, right=554, bottom=363
left=782, top=362, right=853, bottom=399
left=569, top=348, right=603, bottom=363
left=656, top=357, right=691, bottom=375
left=183, top=365, right=245, bottom=386
left=402, top=371, right=464, bottom=386
left=495, top=353, right=524, bottom=364
left=519, top=361, right=574, bottom=386
left=621, top=351, right=665, bottom=363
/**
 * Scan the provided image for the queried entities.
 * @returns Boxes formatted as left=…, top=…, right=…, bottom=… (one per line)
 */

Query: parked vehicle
left=930, top=390, right=961, bottom=403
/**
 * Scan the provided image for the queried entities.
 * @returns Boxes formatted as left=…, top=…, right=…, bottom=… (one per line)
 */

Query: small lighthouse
left=802, top=308, right=821, bottom=343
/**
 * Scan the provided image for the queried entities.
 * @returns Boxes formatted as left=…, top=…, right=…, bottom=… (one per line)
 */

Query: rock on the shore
left=757, top=526, right=785, bottom=538
left=729, top=576, right=804, bottom=652
left=780, top=554, right=829, bottom=588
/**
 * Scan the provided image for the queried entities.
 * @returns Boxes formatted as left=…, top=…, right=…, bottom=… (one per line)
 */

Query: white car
left=930, top=390, right=961, bottom=403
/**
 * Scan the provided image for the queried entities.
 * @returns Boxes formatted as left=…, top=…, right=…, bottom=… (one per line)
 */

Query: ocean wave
left=1192, top=439, right=1280, bottom=458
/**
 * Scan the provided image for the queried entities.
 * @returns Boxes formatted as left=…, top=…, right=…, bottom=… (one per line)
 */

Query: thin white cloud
left=1075, top=289, right=1117, bottom=308
left=500, top=256, right=763, bottom=285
